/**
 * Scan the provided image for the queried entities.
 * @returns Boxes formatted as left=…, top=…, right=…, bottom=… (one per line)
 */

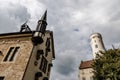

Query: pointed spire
left=32, top=10, right=48, bottom=45
left=36, top=10, right=47, bottom=33
left=41, top=10, right=47, bottom=21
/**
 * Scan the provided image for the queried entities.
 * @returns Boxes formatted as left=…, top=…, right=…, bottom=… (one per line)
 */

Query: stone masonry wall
left=0, top=36, right=33, bottom=80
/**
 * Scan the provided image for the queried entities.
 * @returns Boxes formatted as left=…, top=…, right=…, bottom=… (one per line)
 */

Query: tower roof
left=79, top=60, right=94, bottom=69
left=35, top=10, right=47, bottom=32
left=40, top=10, right=47, bottom=21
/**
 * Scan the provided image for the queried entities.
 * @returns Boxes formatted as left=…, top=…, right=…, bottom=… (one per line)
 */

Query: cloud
left=0, top=0, right=120, bottom=80
left=0, top=1, right=30, bottom=33
left=40, top=0, right=120, bottom=80
left=55, top=51, right=76, bottom=75
left=37, top=0, right=120, bottom=80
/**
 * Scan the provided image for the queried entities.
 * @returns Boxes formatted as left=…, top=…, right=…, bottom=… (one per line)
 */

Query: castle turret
left=90, top=33, right=105, bottom=59
left=0, top=11, right=55, bottom=80
left=32, top=10, right=47, bottom=45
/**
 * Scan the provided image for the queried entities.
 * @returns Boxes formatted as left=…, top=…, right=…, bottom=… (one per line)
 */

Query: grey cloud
left=98, top=25, right=120, bottom=49
left=37, top=0, right=120, bottom=80
left=56, top=55, right=76, bottom=75
left=0, top=2, right=30, bottom=33
left=7, top=3, right=30, bottom=22
left=41, top=0, right=120, bottom=79
left=1, top=0, right=120, bottom=80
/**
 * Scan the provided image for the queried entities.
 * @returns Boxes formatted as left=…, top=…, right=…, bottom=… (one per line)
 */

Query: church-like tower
left=0, top=11, right=55, bottom=80
left=90, top=33, right=105, bottom=59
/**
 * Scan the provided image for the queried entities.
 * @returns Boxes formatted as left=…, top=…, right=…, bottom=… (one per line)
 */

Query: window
left=35, top=72, right=42, bottom=80
left=90, top=76, right=94, bottom=80
left=3, top=47, right=20, bottom=62
left=93, top=36, right=95, bottom=38
left=39, top=56, right=48, bottom=73
left=82, top=77, right=86, bottom=80
left=0, top=77, right=4, bottom=80
left=95, top=44, right=98, bottom=48
left=45, top=38, right=50, bottom=51
left=94, top=40, right=96, bottom=42
left=81, top=70, right=84, bottom=75
left=48, top=63, right=53, bottom=72
left=3, top=47, right=14, bottom=61
left=9, top=47, right=19, bottom=61
left=43, top=77, right=48, bottom=80
left=45, top=38, right=50, bottom=57
left=36, top=50, right=44, bottom=60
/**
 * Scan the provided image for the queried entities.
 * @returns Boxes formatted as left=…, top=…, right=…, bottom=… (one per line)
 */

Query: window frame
left=95, top=44, right=98, bottom=48
left=39, top=56, right=48, bottom=73
left=82, top=77, right=86, bottom=80
left=0, top=76, right=5, bottom=80
left=3, top=46, right=20, bottom=62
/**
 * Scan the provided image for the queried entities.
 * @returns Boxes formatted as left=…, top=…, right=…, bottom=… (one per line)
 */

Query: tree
left=92, top=49, right=120, bottom=80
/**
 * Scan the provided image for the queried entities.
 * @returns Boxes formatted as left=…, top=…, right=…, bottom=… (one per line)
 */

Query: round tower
left=90, top=33, right=105, bottom=59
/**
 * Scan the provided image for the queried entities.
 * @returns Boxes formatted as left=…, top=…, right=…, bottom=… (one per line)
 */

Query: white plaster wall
left=90, top=33, right=105, bottom=58
left=79, top=68, right=94, bottom=80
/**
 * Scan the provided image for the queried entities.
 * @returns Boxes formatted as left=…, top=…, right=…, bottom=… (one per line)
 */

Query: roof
left=79, top=60, right=94, bottom=69
left=0, top=30, right=52, bottom=38
left=0, top=31, right=33, bottom=39
left=0, top=30, right=53, bottom=36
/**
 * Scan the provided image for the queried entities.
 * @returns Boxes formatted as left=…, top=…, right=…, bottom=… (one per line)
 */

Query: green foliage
left=92, top=49, right=120, bottom=80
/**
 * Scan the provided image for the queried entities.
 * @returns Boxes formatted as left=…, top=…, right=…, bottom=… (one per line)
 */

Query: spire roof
left=35, top=10, right=47, bottom=32
left=40, top=10, right=47, bottom=21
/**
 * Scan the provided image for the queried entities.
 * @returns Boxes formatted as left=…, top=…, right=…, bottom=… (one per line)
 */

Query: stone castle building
left=0, top=11, right=55, bottom=80
left=79, top=33, right=105, bottom=80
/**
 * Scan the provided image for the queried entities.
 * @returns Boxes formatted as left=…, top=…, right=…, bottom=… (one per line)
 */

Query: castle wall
left=0, top=33, right=33, bottom=80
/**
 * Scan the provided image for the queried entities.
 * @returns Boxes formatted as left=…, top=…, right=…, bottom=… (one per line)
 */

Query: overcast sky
left=0, top=0, right=120, bottom=80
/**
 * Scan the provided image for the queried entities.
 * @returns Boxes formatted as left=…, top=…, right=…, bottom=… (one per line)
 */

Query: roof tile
left=79, top=60, right=94, bottom=69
